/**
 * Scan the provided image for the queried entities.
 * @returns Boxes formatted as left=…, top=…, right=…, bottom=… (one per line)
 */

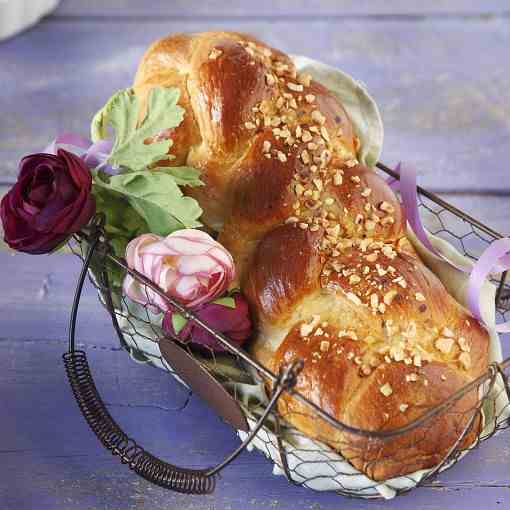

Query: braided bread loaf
left=134, top=31, right=489, bottom=480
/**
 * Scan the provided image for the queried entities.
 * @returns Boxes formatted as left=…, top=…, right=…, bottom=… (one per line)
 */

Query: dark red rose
left=1, top=149, right=95, bottom=254
left=162, top=293, right=252, bottom=352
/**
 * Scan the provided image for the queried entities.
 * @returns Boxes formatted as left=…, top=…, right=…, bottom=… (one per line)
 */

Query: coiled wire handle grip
left=63, top=230, right=303, bottom=494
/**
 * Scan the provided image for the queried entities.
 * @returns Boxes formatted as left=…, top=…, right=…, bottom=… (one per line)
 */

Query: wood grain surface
left=1, top=1, right=510, bottom=509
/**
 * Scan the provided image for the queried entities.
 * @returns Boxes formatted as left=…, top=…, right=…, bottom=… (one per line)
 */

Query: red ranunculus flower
left=162, top=293, right=252, bottom=352
left=1, top=149, right=95, bottom=254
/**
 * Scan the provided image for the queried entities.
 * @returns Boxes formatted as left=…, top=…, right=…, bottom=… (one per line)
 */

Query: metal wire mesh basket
left=63, top=162, right=510, bottom=499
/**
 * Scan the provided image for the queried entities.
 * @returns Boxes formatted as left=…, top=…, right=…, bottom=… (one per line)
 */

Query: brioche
left=134, top=31, right=489, bottom=480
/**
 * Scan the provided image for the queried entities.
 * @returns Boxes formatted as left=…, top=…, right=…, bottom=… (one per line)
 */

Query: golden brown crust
left=133, top=31, right=490, bottom=481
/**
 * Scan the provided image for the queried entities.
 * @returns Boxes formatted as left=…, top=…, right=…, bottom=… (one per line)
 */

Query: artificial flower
left=162, top=292, right=252, bottom=352
left=123, top=229, right=235, bottom=311
left=1, top=149, right=95, bottom=254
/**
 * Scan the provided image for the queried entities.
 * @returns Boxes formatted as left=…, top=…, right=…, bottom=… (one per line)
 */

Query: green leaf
left=93, top=171, right=202, bottom=236
left=212, top=296, right=236, bottom=309
left=91, top=87, right=185, bottom=172
left=172, top=313, right=188, bottom=335
left=152, top=166, right=204, bottom=187
left=90, top=183, right=149, bottom=289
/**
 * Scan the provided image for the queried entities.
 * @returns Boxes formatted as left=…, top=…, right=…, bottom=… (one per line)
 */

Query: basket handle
left=63, top=233, right=302, bottom=494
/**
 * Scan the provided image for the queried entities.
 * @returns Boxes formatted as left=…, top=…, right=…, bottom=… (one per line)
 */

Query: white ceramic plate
left=0, top=0, right=60, bottom=41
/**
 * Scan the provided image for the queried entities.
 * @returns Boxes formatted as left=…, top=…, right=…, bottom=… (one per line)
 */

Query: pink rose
left=123, top=229, right=235, bottom=312
left=162, top=293, right=252, bottom=352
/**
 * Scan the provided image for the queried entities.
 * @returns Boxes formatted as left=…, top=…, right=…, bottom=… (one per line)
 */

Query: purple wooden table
left=1, top=1, right=510, bottom=508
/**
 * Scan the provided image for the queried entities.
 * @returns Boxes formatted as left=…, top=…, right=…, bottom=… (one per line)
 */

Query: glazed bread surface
left=134, top=31, right=490, bottom=480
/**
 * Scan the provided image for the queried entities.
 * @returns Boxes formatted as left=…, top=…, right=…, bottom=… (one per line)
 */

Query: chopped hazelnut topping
left=320, top=340, right=330, bottom=352
left=458, top=337, right=471, bottom=352
left=300, top=315, right=321, bottom=337
left=347, top=292, right=362, bottom=305
left=399, top=403, right=409, bottom=413
left=396, top=278, right=407, bottom=288
left=311, top=110, right=326, bottom=125
left=390, top=346, right=404, bottom=362
left=379, top=201, right=395, bottom=213
left=442, top=327, right=455, bottom=338
left=380, top=383, right=393, bottom=397
left=350, top=175, right=361, bottom=184
left=320, top=126, right=330, bottom=142
left=382, top=245, right=396, bottom=259
left=366, top=253, right=378, bottom=263
left=287, top=82, right=304, bottom=92
left=381, top=216, right=395, bottom=225
left=376, top=265, right=387, bottom=276
left=406, top=373, right=418, bottom=382
left=305, top=94, right=316, bottom=104
left=265, top=73, right=276, bottom=86
left=435, top=337, right=454, bottom=354
left=333, top=172, right=343, bottom=186
left=285, top=216, right=299, bottom=224
left=262, top=140, right=271, bottom=153
left=301, top=150, right=310, bottom=164
left=209, top=48, right=223, bottom=60
left=295, top=183, right=304, bottom=196
left=384, top=289, right=398, bottom=305
left=271, top=116, right=282, bottom=127
left=299, top=222, right=309, bottom=230
left=324, top=197, right=334, bottom=206
left=349, top=274, right=361, bottom=285
left=441, top=374, right=447, bottom=381
left=415, top=292, right=426, bottom=302
left=459, top=352, right=471, bottom=370
left=338, top=330, right=358, bottom=341
left=361, top=187, right=372, bottom=197
left=301, top=130, right=313, bottom=142
left=244, top=121, right=256, bottom=129
left=313, top=178, right=323, bottom=191
left=370, top=294, right=379, bottom=309
left=298, top=73, right=312, bottom=87
left=277, top=151, right=288, bottom=162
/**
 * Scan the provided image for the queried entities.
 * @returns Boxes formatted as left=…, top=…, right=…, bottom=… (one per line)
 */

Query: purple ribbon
left=44, top=132, right=114, bottom=173
left=388, top=162, right=510, bottom=332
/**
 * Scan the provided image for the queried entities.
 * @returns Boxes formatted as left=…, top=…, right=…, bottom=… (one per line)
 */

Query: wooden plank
left=54, top=0, right=510, bottom=18
left=2, top=333, right=510, bottom=509
left=1, top=18, right=510, bottom=192
left=2, top=202, right=510, bottom=508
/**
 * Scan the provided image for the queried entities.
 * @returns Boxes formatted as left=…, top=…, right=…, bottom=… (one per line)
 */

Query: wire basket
left=63, top=162, right=510, bottom=499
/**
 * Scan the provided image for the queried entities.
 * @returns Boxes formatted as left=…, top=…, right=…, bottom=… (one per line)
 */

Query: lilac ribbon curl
left=388, top=162, right=510, bottom=333
left=44, top=132, right=114, bottom=173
